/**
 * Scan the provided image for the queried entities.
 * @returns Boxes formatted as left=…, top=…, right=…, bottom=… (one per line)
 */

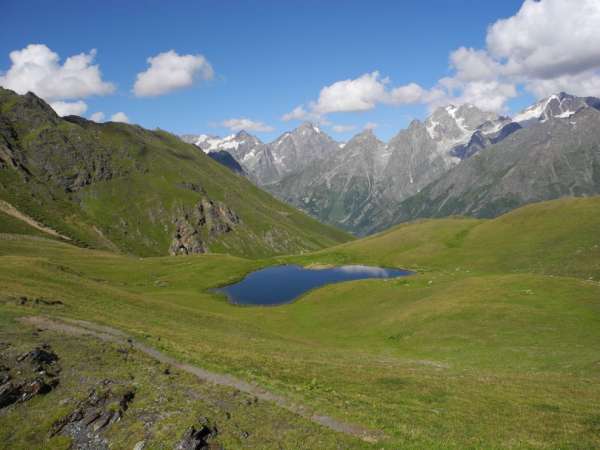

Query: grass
left=0, top=196, right=599, bottom=448
left=0, top=309, right=359, bottom=449
left=0, top=87, right=352, bottom=258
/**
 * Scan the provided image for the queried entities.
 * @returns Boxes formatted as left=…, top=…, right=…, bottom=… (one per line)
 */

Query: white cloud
left=524, top=70, right=600, bottom=99
left=364, top=122, right=378, bottom=130
left=428, top=77, right=518, bottom=113
left=313, top=72, right=389, bottom=114
left=90, top=112, right=105, bottom=122
left=456, top=80, right=517, bottom=113
left=221, top=118, right=273, bottom=133
left=388, top=83, right=425, bottom=104
left=284, top=71, right=425, bottom=121
left=331, top=124, right=356, bottom=133
left=50, top=100, right=88, bottom=117
left=0, top=44, right=114, bottom=100
left=281, top=105, right=308, bottom=121
left=110, top=112, right=129, bottom=123
left=284, top=1, right=600, bottom=118
left=438, top=0, right=600, bottom=108
left=450, top=47, right=501, bottom=82
left=133, top=50, right=214, bottom=97
left=487, top=0, right=600, bottom=80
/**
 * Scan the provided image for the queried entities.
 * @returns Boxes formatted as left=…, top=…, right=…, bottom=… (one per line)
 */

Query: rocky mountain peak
left=234, top=130, right=261, bottom=143
left=297, top=121, right=321, bottom=133
left=513, top=92, right=600, bottom=124
left=266, top=121, right=338, bottom=176
left=425, top=103, right=499, bottom=143
left=346, top=128, right=381, bottom=147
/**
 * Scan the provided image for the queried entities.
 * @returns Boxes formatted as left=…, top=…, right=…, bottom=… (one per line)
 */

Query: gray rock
left=267, top=129, right=389, bottom=233
left=375, top=103, right=600, bottom=230
left=174, top=417, right=220, bottom=450
left=169, top=197, right=240, bottom=255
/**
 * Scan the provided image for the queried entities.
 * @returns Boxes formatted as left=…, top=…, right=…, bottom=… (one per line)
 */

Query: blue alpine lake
left=214, top=264, right=412, bottom=306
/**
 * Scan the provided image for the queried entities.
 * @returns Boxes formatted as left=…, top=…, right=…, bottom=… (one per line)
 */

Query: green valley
left=1, top=196, right=599, bottom=448
left=3, top=3, right=600, bottom=448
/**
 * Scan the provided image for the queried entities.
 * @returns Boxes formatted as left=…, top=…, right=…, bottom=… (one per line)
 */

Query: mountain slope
left=206, top=150, right=247, bottom=175
left=266, top=122, right=340, bottom=177
left=329, top=196, right=600, bottom=279
left=183, top=124, right=340, bottom=185
left=267, top=129, right=390, bottom=232
left=264, top=105, right=501, bottom=234
left=0, top=88, right=351, bottom=257
left=370, top=100, right=600, bottom=231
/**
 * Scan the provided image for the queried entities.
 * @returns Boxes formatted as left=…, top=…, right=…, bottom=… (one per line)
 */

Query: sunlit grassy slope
left=0, top=87, right=351, bottom=258
left=1, top=196, right=599, bottom=448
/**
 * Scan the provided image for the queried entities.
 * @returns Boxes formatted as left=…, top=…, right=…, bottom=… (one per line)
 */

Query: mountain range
left=184, top=92, right=600, bottom=235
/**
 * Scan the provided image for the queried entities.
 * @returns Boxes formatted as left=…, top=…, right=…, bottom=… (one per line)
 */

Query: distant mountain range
left=183, top=92, right=600, bottom=235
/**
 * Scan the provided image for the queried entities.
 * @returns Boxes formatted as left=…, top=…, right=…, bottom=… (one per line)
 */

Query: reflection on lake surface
left=214, top=264, right=412, bottom=306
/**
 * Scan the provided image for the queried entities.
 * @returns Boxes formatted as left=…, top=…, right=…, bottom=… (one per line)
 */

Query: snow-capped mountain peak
left=424, top=103, right=500, bottom=159
left=181, top=131, right=263, bottom=161
left=513, top=92, right=599, bottom=124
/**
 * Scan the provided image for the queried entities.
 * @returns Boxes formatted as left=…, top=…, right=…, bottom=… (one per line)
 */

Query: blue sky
left=2, top=0, right=597, bottom=141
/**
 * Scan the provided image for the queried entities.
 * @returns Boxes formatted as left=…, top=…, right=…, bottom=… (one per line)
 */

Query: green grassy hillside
left=1, top=196, right=599, bottom=448
left=0, top=88, right=351, bottom=258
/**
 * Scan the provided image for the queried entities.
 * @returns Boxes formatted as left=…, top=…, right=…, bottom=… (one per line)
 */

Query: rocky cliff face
left=0, top=90, right=132, bottom=193
left=182, top=122, right=340, bottom=184
left=270, top=94, right=600, bottom=234
left=380, top=104, right=500, bottom=204
left=267, top=129, right=389, bottom=231
left=169, top=197, right=241, bottom=255
left=262, top=105, right=501, bottom=233
left=372, top=103, right=600, bottom=231
left=514, top=92, right=600, bottom=125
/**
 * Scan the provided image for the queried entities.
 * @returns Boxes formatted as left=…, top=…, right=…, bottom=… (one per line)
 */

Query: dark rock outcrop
left=50, top=380, right=135, bottom=449
left=169, top=198, right=240, bottom=255
left=16, top=295, right=64, bottom=307
left=175, top=417, right=220, bottom=450
left=17, top=344, right=59, bottom=365
left=0, top=88, right=124, bottom=193
left=0, top=344, right=60, bottom=409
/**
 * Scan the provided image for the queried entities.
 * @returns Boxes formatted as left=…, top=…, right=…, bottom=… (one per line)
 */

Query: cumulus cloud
left=439, top=0, right=600, bottom=108
left=284, top=1, right=600, bottom=117
left=110, top=112, right=130, bottom=123
left=313, top=72, right=389, bottom=114
left=388, top=83, right=426, bottom=104
left=487, top=0, right=600, bottom=80
left=133, top=50, right=214, bottom=97
left=90, top=112, right=105, bottom=122
left=50, top=100, right=88, bottom=117
left=450, top=47, right=501, bottom=82
left=524, top=70, right=600, bottom=99
left=428, top=77, right=518, bottom=112
left=284, top=71, right=425, bottom=121
left=281, top=105, right=308, bottom=122
left=221, top=118, right=274, bottom=133
left=0, top=44, right=114, bottom=100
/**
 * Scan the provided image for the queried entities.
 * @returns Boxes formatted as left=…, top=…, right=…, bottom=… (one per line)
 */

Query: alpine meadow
left=1, top=1, right=600, bottom=449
